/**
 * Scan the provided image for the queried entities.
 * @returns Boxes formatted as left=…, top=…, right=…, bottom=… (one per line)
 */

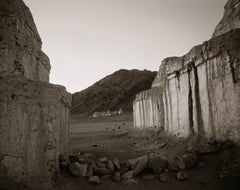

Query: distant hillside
left=71, top=69, right=157, bottom=115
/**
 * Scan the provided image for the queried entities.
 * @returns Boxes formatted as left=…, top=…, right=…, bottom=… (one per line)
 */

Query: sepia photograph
left=0, top=0, right=240, bottom=189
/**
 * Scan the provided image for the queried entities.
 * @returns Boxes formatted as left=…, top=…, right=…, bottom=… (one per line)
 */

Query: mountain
left=71, top=69, right=157, bottom=115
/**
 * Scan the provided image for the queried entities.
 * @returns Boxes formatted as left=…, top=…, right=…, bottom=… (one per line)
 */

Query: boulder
left=87, top=165, right=93, bottom=177
left=133, top=155, right=149, bottom=176
left=128, top=158, right=138, bottom=170
left=119, top=161, right=129, bottom=175
left=112, top=172, right=121, bottom=182
left=113, top=158, right=121, bottom=170
left=148, top=154, right=167, bottom=174
left=167, top=160, right=178, bottom=172
left=79, top=164, right=88, bottom=177
left=176, top=171, right=189, bottom=181
left=96, top=161, right=107, bottom=168
left=107, top=160, right=115, bottom=172
left=181, top=153, right=199, bottom=169
left=159, top=174, right=170, bottom=182
left=94, top=167, right=111, bottom=176
left=122, top=170, right=134, bottom=179
left=98, top=157, right=108, bottom=163
left=69, top=162, right=82, bottom=177
left=175, top=157, right=186, bottom=170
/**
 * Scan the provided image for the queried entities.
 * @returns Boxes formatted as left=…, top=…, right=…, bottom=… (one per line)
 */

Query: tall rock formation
left=213, top=0, right=240, bottom=37
left=133, top=0, right=240, bottom=143
left=0, top=0, right=71, bottom=189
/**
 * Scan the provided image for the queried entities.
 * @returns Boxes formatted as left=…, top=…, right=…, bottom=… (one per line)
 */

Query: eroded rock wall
left=133, top=88, right=164, bottom=129
left=0, top=76, right=71, bottom=188
left=213, top=0, right=240, bottom=37
left=134, top=0, right=240, bottom=143
left=0, top=0, right=50, bottom=82
left=0, top=0, right=71, bottom=188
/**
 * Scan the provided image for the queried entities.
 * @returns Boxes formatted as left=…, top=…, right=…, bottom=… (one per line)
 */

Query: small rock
left=112, top=172, right=121, bottom=182
left=167, top=160, right=178, bottom=172
left=122, top=170, right=134, bottom=179
left=181, top=153, right=199, bottom=169
left=133, top=155, right=149, bottom=176
left=159, top=174, right=170, bottom=182
left=175, top=157, right=186, bottom=170
left=69, top=162, right=81, bottom=177
left=120, top=161, right=129, bottom=175
left=94, top=167, right=111, bottom=176
left=128, top=158, right=138, bottom=170
left=98, top=157, right=108, bottom=163
left=87, top=165, right=93, bottom=177
left=96, top=161, right=107, bottom=168
left=148, top=154, right=167, bottom=174
left=107, top=160, right=115, bottom=172
left=113, top=158, right=121, bottom=170
left=141, top=173, right=155, bottom=180
left=92, top=144, right=98, bottom=147
left=177, top=171, right=189, bottom=181
left=79, top=164, right=88, bottom=177
left=88, top=176, right=101, bottom=185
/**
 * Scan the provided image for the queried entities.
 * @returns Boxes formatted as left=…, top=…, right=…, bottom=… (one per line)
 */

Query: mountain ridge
left=71, top=69, right=157, bottom=115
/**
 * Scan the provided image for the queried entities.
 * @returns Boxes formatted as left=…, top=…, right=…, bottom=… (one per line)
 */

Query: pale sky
left=23, top=0, right=226, bottom=93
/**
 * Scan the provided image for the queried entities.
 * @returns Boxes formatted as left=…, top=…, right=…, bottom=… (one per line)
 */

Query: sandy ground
left=58, top=115, right=240, bottom=190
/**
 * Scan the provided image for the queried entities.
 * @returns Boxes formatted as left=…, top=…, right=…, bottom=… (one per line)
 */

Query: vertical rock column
left=0, top=0, right=71, bottom=188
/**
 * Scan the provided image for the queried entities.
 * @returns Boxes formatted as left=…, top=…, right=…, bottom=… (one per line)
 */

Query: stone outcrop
left=0, top=0, right=71, bottom=189
left=213, top=0, right=240, bottom=37
left=133, top=88, right=164, bottom=129
left=0, top=0, right=50, bottom=82
left=133, top=0, right=240, bottom=143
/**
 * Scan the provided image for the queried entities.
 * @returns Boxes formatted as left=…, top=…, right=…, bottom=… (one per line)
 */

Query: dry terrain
left=58, top=114, right=240, bottom=190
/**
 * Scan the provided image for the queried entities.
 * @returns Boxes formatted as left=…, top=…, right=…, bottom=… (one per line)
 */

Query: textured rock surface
left=0, top=0, right=71, bottom=189
left=213, top=0, right=240, bottom=37
left=133, top=0, right=240, bottom=143
left=0, top=0, right=50, bottom=82
left=133, top=88, right=164, bottom=129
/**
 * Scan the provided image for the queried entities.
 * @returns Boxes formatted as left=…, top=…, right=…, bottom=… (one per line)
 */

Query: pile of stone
left=59, top=151, right=201, bottom=185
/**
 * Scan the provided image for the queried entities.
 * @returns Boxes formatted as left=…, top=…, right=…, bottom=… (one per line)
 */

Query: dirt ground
left=58, top=114, right=240, bottom=190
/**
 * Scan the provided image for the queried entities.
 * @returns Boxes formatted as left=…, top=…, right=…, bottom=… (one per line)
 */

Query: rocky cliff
left=213, top=0, right=240, bottom=37
left=0, top=0, right=71, bottom=189
left=133, top=0, right=240, bottom=143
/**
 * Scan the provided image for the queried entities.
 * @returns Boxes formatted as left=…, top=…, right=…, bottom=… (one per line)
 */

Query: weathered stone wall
left=0, top=76, right=71, bottom=188
left=133, top=88, right=164, bottom=130
left=0, top=0, right=71, bottom=188
left=134, top=0, right=240, bottom=143
left=213, top=0, right=240, bottom=37
left=134, top=29, right=240, bottom=142
left=0, top=0, right=50, bottom=82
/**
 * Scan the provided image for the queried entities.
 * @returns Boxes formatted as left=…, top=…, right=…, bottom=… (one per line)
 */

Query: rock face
left=213, top=0, right=240, bottom=37
left=0, top=0, right=71, bottom=189
left=133, top=0, right=240, bottom=143
left=0, top=0, right=50, bottom=82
